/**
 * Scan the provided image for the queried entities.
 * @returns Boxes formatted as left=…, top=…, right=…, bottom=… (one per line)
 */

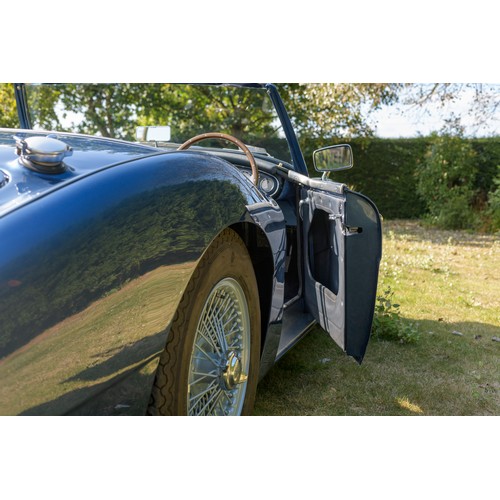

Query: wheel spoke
left=196, top=325, right=222, bottom=355
left=189, top=379, right=219, bottom=415
left=190, top=370, right=218, bottom=386
left=222, top=310, right=239, bottom=329
left=193, top=341, right=219, bottom=366
left=215, top=291, right=233, bottom=317
left=199, top=293, right=233, bottom=352
left=202, top=315, right=227, bottom=352
left=198, top=294, right=222, bottom=352
left=225, top=323, right=241, bottom=338
left=188, top=278, right=251, bottom=416
left=196, top=387, right=225, bottom=416
left=218, top=399, right=229, bottom=416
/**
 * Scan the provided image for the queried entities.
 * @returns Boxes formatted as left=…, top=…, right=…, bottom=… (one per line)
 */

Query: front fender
left=0, top=151, right=265, bottom=415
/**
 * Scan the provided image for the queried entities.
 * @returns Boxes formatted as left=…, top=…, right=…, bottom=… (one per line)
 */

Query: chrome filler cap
left=15, top=135, right=72, bottom=173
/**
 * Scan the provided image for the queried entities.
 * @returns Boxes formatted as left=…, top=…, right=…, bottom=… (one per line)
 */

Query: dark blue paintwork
left=0, top=130, right=161, bottom=216
left=0, top=143, right=287, bottom=414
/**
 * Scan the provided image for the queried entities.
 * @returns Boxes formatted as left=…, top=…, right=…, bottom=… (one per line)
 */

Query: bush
left=416, top=132, right=478, bottom=229
left=371, top=287, right=420, bottom=344
left=262, top=135, right=500, bottom=225
left=485, top=166, right=500, bottom=232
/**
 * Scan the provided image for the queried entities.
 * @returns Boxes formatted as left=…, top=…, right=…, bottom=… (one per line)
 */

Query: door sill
left=276, top=299, right=316, bottom=361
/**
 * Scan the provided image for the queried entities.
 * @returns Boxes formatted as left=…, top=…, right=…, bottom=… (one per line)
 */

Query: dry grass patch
left=254, top=220, right=499, bottom=416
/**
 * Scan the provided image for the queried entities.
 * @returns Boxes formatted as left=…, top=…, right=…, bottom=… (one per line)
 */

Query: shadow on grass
left=254, top=317, right=500, bottom=416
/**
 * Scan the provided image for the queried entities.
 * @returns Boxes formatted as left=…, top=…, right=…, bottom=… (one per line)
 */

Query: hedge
left=298, top=137, right=500, bottom=220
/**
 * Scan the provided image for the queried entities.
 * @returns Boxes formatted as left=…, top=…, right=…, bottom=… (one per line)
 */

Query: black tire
left=148, top=228, right=261, bottom=416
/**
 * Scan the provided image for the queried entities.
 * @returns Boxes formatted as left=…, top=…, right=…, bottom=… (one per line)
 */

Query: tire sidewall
left=172, top=233, right=261, bottom=416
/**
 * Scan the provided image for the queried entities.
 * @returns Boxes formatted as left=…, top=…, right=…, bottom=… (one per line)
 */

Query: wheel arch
left=229, top=221, right=276, bottom=356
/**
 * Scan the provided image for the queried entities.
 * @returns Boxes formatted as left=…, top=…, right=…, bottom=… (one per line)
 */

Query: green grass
left=253, top=220, right=500, bottom=416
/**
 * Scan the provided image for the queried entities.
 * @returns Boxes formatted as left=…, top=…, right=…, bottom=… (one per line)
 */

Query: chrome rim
left=187, top=278, right=251, bottom=416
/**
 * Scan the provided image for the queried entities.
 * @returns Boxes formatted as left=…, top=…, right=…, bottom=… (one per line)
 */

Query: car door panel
left=301, top=182, right=382, bottom=363
left=343, top=189, right=382, bottom=362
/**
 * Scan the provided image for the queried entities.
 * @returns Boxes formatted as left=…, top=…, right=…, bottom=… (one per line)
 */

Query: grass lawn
left=253, top=220, right=500, bottom=416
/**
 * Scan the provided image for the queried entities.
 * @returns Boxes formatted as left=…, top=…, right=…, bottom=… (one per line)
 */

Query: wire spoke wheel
left=188, top=278, right=250, bottom=416
left=148, top=229, right=260, bottom=416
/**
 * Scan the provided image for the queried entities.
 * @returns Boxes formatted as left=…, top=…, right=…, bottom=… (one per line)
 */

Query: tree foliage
left=1, top=83, right=401, bottom=143
left=416, top=129, right=479, bottom=229
left=0, top=83, right=18, bottom=128
left=24, top=84, right=152, bottom=140
left=401, top=83, right=500, bottom=136
left=136, top=84, right=280, bottom=144
left=2, top=83, right=498, bottom=141
left=278, top=83, right=401, bottom=139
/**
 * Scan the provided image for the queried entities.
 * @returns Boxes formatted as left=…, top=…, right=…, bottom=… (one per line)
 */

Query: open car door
left=300, top=180, right=382, bottom=363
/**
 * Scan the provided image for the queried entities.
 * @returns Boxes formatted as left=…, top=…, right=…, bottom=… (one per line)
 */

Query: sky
left=370, top=85, right=500, bottom=138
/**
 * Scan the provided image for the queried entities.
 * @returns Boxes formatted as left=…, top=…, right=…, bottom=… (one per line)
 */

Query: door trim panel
left=301, top=187, right=346, bottom=349
left=300, top=183, right=382, bottom=363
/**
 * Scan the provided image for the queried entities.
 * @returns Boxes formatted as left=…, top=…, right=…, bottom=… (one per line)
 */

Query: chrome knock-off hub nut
left=222, top=351, right=246, bottom=389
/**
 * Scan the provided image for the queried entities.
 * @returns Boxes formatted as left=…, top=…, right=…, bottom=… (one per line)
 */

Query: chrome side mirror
left=313, top=144, right=353, bottom=172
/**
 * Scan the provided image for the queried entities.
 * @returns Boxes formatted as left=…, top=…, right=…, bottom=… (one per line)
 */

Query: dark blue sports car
left=0, top=84, right=382, bottom=415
